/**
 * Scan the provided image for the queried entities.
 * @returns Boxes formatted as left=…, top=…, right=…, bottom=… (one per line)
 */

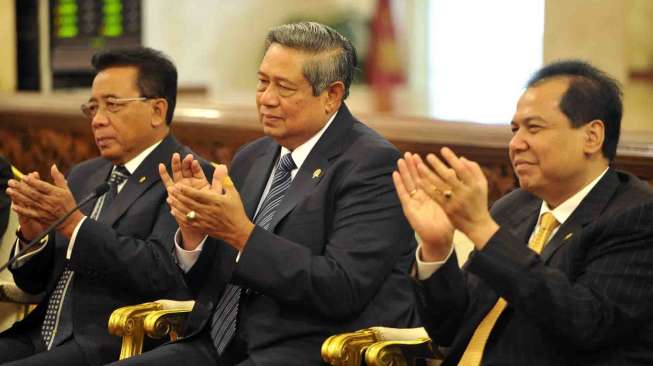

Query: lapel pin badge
left=312, top=169, right=322, bottom=179
left=564, top=232, right=573, bottom=241
left=138, top=176, right=147, bottom=183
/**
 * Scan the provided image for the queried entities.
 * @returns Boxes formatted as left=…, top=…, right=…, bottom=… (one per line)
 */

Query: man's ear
left=323, top=81, right=345, bottom=114
left=151, top=98, right=169, bottom=128
left=583, top=119, right=605, bottom=155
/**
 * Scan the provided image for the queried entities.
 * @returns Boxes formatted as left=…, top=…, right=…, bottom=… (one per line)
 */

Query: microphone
left=0, top=182, right=110, bottom=273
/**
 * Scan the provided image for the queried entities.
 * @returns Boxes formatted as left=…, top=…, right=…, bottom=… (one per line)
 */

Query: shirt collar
left=279, top=110, right=337, bottom=172
left=539, top=168, right=609, bottom=225
left=121, top=139, right=164, bottom=174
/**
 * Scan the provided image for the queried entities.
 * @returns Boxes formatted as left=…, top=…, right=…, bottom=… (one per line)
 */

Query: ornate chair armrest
left=143, top=299, right=195, bottom=341
left=365, top=338, right=442, bottom=366
left=0, top=281, right=43, bottom=304
left=108, top=300, right=195, bottom=360
left=109, top=301, right=164, bottom=359
left=322, top=327, right=441, bottom=366
left=367, top=326, right=430, bottom=341
left=321, top=328, right=379, bottom=366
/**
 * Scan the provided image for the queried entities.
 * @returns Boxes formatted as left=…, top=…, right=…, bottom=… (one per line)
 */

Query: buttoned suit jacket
left=180, top=104, right=419, bottom=365
left=5, top=135, right=194, bottom=365
left=417, top=169, right=653, bottom=365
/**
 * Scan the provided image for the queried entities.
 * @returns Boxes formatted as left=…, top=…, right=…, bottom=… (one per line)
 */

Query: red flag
left=366, top=0, right=405, bottom=92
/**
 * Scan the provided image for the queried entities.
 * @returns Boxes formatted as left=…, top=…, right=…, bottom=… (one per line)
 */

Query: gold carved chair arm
left=365, top=338, right=440, bottom=366
left=322, top=327, right=442, bottom=366
left=143, top=299, right=194, bottom=341
left=108, top=299, right=195, bottom=360
left=322, top=328, right=379, bottom=366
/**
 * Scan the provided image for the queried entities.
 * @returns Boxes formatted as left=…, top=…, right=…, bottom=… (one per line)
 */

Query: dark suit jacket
left=0, top=156, right=11, bottom=238
left=417, top=169, right=653, bottom=365
left=6, top=135, right=194, bottom=365
left=181, top=104, right=419, bottom=365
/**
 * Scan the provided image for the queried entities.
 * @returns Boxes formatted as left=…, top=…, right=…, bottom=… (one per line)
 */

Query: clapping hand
left=160, top=155, right=254, bottom=251
left=413, top=147, right=499, bottom=249
left=159, top=153, right=212, bottom=249
left=7, top=164, right=83, bottom=240
left=393, top=152, right=454, bottom=261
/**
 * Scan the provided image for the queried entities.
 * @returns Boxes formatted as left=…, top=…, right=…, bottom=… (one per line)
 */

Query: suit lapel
left=79, top=163, right=113, bottom=216
left=266, top=151, right=329, bottom=231
left=240, top=142, right=279, bottom=219
left=266, top=104, right=352, bottom=232
left=540, top=169, right=620, bottom=262
left=474, top=196, right=539, bottom=307
left=488, top=193, right=541, bottom=253
left=507, top=198, right=541, bottom=247
left=100, top=135, right=181, bottom=226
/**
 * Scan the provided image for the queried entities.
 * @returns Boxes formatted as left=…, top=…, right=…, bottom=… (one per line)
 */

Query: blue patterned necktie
left=210, top=153, right=296, bottom=355
left=40, top=165, right=130, bottom=349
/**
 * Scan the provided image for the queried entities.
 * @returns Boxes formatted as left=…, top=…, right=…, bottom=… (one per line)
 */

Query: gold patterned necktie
left=458, top=212, right=559, bottom=366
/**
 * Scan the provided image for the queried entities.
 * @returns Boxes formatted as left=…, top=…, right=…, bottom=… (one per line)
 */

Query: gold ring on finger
left=443, top=190, right=453, bottom=199
left=409, top=189, right=417, bottom=197
left=186, top=210, right=197, bottom=222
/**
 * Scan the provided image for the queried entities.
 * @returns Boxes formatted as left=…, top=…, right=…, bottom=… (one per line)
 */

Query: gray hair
left=264, top=21, right=357, bottom=100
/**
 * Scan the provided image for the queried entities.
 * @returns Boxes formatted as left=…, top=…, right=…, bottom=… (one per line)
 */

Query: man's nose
left=509, top=130, right=528, bottom=152
left=258, top=85, right=280, bottom=106
left=91, top=108, right=109, bottom=128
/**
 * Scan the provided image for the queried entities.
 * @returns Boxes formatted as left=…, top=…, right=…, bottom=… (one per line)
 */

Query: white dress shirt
left=175, top=112, right=338, bottom=272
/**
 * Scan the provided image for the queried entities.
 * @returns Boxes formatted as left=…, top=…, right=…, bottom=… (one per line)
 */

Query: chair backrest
left=0, top=210, right=18, bottom=279
left=0, top=209, right=26, bottom=332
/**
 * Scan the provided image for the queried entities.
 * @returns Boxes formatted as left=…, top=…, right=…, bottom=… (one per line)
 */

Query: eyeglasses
left=80, top=96, right=151, bottom=119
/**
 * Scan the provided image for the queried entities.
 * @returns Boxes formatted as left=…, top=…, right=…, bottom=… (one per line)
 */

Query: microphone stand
left=0, top=182, right=110, bottom=273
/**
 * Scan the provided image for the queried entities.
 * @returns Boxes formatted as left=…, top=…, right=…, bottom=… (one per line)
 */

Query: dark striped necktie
left=40, top=165, right=130, bottom=349
left=210, top=153, right=296, bottom=355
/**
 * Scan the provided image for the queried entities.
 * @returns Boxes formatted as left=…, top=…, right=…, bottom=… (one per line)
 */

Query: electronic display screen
left=50, top=0, right=141, bottom=72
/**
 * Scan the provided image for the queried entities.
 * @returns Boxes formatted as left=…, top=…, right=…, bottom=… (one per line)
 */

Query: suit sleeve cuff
left=12, top=228, right=48, bottom=267
left=412, top=233, right=455, bottom=280
left=174, top=229, right=207, bottom=272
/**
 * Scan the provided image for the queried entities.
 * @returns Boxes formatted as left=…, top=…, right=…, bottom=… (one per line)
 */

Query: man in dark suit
left=394, top=60, right=653, bottom=365
left=0, top=156, right=11, bottom=238
left=108, top=21, right=418, bottom=366
left=0, top=48, right=194, bottom=366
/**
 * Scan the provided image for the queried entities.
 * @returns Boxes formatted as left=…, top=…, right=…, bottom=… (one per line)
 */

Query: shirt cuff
left=174, top=229, right=207, bottom=272
left=413, top=234, right=455, bottom=280
left=12, top=227, right=49, bottom=268
left=66, top=216, right=87, bottom=260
